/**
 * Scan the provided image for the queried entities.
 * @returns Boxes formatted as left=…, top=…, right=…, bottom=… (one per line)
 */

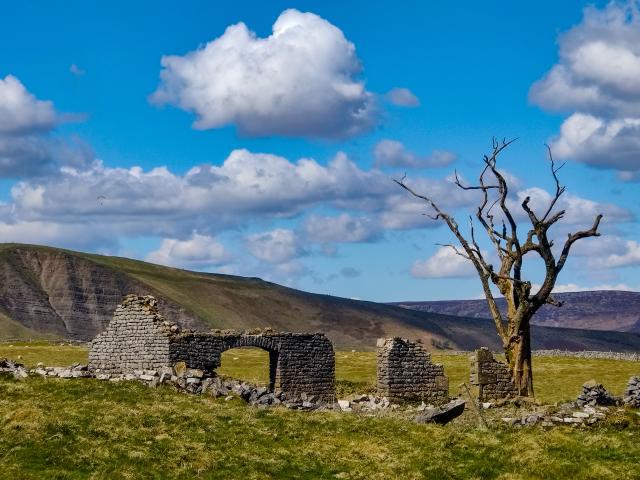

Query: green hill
left=1, top=243, right=640, bottom=351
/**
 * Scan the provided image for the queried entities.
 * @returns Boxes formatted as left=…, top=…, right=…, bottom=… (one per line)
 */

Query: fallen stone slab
left=415, top=398, right=465, bottom=425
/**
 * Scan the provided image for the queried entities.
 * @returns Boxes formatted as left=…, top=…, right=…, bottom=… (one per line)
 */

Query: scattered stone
left=575, top=380, right=619, bottom=407
left=415, top=398, right=465, bottom=425
left=622, top=376, right=640, bottom=408
left=0, top=358, right=29, bottom=379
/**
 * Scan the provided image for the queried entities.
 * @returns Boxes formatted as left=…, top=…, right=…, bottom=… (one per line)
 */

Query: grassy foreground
left=0, top=345, right=639, bottom=479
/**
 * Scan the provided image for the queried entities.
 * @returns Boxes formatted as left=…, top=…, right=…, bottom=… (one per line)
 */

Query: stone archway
left=216, top=338, right=282, bottom=392
left=90, top=295, right=336, bottom=402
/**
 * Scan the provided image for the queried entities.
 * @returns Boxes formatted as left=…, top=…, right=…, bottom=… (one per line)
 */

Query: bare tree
left=395, top=138, right=602, bottom=397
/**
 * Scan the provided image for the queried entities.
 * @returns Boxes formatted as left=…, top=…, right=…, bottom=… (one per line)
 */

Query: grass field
left=1, top=344, right=638, bottom=403
left=1, top=345, right=639, bottom=479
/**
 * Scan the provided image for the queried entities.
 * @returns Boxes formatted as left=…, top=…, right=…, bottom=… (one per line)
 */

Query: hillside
left=1, top=243, right=640, bottom=351
left=394, top=291, right=640, bottom=333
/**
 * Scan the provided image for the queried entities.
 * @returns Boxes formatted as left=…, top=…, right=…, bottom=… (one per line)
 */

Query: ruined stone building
left=89, top=295, right=336, bottom=401
left=470, top=347, right=518, bottom=401
left=376, top=337, right=449, bottom=404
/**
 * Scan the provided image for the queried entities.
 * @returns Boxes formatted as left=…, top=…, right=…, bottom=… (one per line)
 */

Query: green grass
left=0, top=345, right=639, bottom=478
left=0, top=343, right=88, bottom=368
left=1, top=345, right=638, bottom=404
left=0, top=375, right=639, bottom=479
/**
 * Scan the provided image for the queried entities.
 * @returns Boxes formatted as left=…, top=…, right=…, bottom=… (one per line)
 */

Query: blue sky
left=0, top=0, right=638, bottom=301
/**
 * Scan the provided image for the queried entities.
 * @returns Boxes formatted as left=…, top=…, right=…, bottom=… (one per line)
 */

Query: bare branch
left=545, top=295, right=564, bottom=308
left=436, top=243, right=471, bottom=260
left=556, top=214, right=603, bottom=274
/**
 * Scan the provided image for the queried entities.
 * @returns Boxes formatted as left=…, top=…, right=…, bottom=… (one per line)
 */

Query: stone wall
left=376, top=337, right=449, bottom=404
left=469, top=347, right=518, bottom=401
left=89, top=295, right=336, bottom=401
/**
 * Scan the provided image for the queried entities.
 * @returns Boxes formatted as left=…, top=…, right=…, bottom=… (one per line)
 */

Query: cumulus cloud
left=530, top=2, right=640, bottom=116
left=0, top=219, right=115, bottom=251
left=303, top=213, right=381, bottom=243
left=530, top=2, right=640, bottom=173
left=544, top=282, right=637, bottom=293
left=0, top=75, right=92, bottom=178
left=151, top=9, right=377, bottom=139
left=385, top=87, right=420, bottom=107
left=245, top=228, right=304, bottom=264
left=587, top=240, right=640, bottom=269
left=551, top=113, right=640, bottom=171
left=6, top=149, right=395, bottom=238
left=410, top=246, right=477, bottom=279
left=511, top=187, right=633, bottom=226
left=373, top=139, right=456, bottom=169
left=0, top=75, right=57, bottom=135
left=146, top=233, right=231, bottom=269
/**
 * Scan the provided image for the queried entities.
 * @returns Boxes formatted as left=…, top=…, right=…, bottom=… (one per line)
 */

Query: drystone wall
left=89, top=295, right=336, bottom=401
left=376, top=337, right=449, bottom=404
left=469, top=347, right=518, bottom=401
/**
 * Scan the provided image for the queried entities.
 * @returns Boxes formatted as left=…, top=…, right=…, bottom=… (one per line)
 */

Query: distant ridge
left=1, top=243, right=640, bottom=352
left=393, top=290, right=640, bottom=333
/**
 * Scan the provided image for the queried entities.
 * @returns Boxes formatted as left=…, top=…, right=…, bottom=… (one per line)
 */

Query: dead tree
left=395, top=138, right=602, bottom=397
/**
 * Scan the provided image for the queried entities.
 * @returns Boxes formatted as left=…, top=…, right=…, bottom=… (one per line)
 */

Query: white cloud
left=551, top=113, right=640, bottom=171
left=146, top=233, right=231, bottom=269
left=7, top=149, right=394, bottom=237
left=151, top=9, right=377, bottom=139
left=542, top=282, right=637, bottom=293
left=0, top=75, right=57, bottom=135
left=512, top=186, right=633, bottom=225
left=373, top=139, right=456, bottom=169
left=245, top=228, right=304, bottom=264
left=530, top=2, right=640, bottom=173
left=530, top=2, right=640, bottom=116
left=0, top=219, right=115, bottom=250
left=0, top=75, right=92, bottom=178
left=587, top=240, right=640, bottom=269
left=386, top=87, right=420, bottom=107
left=303, top=213, right=381, bottom=243
left=410, top=246, right=477, bottom=279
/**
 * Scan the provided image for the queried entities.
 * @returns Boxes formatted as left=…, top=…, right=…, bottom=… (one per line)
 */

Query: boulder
left=415, top=398, right=465, bottom=425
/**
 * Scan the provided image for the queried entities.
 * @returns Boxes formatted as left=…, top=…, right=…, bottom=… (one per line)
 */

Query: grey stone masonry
left=469, top=348, right=518, bottom=401
left=623, top=376, right=640, bottom=408
left=376, top=337, right=449, bottom=404
left=89, top=295, right=336, bottom=402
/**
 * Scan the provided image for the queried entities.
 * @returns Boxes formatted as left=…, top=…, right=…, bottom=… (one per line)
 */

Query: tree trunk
left=505, top=322, right=534, bottom=397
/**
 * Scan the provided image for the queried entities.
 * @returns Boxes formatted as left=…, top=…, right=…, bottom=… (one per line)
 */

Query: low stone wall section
left=470, top=347, right=518, bottom=401
left=89, top=295, right=335, bottom=402
left=376, top=337, right=449, bottom=404
left=533, top=350, right=640, bottom=362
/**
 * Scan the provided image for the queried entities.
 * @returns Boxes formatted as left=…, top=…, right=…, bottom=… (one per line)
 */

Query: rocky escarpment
left=0, top=247, right=205, bottom=340
left=2, top=244, right=640, bottom=352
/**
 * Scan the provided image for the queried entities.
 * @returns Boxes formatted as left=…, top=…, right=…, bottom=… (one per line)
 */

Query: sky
left=0, top=0, right=639, bottom=302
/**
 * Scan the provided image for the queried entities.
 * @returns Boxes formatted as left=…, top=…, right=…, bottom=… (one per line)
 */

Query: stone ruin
left=470, top=347, right=518, bottom=401
left=89, top=295, right=336, bottom=402
left=376, top=337, right=449, bottom=404
left=624, top=376, right=640, bottom=408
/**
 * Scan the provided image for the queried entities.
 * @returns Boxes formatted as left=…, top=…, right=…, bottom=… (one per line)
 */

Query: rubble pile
left=500, top=404, right=608, bottom=427
left=623, top=376, right=640, bottom=408
left=0, top=358, right=28, bottom=379
left=575, top=380, right=619, bottom=407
